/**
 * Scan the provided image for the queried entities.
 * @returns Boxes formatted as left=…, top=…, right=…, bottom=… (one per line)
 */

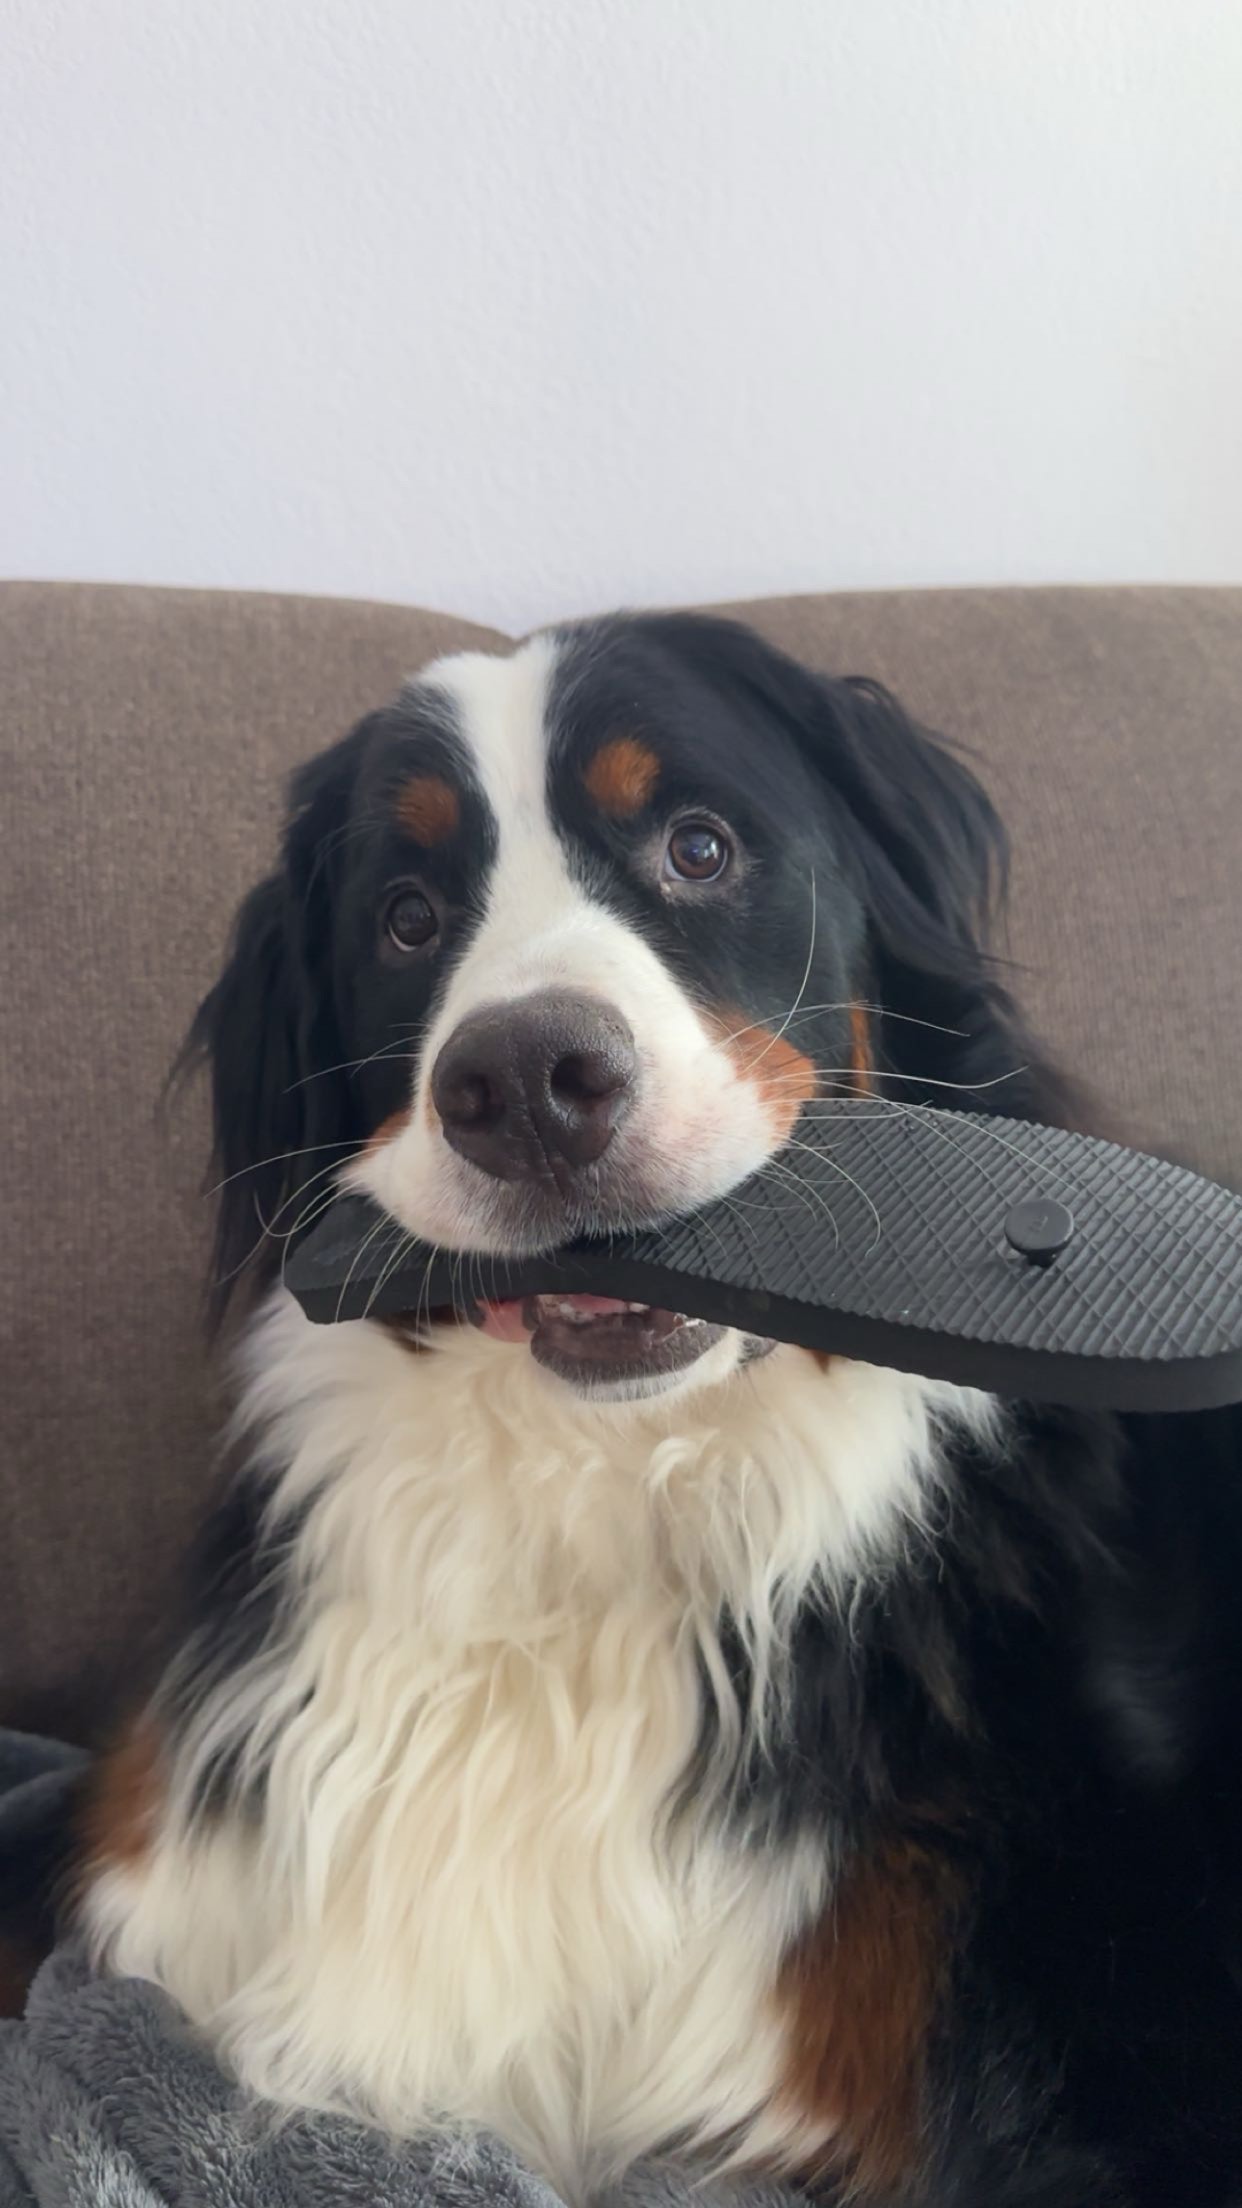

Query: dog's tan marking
left=365, top=1110, right=410, bottom=1155
left=849, top=1001, right=874, bottom=1094
left=775, top=1837, right=957, bottom=2196
left=708, top=1009, right=819, bottom=1142
left=397, top=774, right=460, bottom=846
left=79, top=1715, right=162, bottom=1876
left=583, top=736, right=661, bottom=818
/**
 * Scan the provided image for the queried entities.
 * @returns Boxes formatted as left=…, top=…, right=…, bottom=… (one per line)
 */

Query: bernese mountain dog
left=74, top=615, right=1242, bottom=2204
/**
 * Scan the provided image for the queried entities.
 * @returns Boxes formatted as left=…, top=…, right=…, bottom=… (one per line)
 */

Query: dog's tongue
left=477, top=1293, right=634, bottom=1343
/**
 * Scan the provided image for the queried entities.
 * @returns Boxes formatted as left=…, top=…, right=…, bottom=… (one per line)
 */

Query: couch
left=3, top=579, right=1240, bottom=1743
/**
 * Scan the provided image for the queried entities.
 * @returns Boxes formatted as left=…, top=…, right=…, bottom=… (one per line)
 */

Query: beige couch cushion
left=2, top=580, right=1239, bottom=1739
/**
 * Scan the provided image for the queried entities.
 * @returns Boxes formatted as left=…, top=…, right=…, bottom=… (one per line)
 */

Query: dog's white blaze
left=353, top=634, right=783, bottom=1257
left=85, top=1295, right=998, bottom=2200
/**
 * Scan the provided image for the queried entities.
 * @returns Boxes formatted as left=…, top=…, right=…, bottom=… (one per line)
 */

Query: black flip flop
left=284, top=1103, right=1242, bottom=1413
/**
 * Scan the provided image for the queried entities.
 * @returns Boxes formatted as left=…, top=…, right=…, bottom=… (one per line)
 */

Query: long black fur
left=184, top=724, right=376, bottom=1329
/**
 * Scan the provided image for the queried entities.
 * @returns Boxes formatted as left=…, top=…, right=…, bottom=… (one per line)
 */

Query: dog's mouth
left=475, top=1291, right=724, bottom=1395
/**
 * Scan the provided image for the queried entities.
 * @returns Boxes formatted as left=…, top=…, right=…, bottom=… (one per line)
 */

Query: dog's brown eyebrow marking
left=396, top=773, right=460, bottom=846
left=583, top=736, right=661, bottom=818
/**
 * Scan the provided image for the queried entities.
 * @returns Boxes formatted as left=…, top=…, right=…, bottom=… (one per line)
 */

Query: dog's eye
left=665, top=821, right=731, bottom=883
left=384, top=889, right=439, bottom=952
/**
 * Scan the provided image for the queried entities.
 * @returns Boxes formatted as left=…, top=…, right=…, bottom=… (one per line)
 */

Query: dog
left=74, top=615, right=1242, bottom=2204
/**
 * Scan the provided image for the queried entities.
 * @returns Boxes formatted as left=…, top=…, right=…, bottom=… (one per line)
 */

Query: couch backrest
left=2, top=580, right=1240, bottom=1739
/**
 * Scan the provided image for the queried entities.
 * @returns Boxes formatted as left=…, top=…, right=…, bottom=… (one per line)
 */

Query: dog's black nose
left=431, top=991, right=637, bottom=1181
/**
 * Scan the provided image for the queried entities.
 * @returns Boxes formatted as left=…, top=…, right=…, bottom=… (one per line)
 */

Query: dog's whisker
left=207, top=1138, right=361, bottom=1197
left=740, top=875, right=818, bottom=1074
left=286, top=1030, right=425, bottom=1093
left=211, top=1155, right=352, bottom=1292
left=757, top=1151, right=844, bottom=1252
left=268, top=1178, right=345, bottom=1249
left=362, top=1221, right=420, bottom=1324
left=421, top=1244, right=442, bottom=1338
left=810, top=1083, right=1092, bottom=1211
left=278, top=1188, right=343, bottom=1291
left=256, top=1152, right=355, bottom=1234
left=333, top=1202, right=396, bottom=1326
left=707, top=998, right=968, bottom=1050
left=850, top=1001, right=968, bottom=1039
left=209, top=1197, right=288, bottom=1296
left=774, top=1135, right=885, bottom=1253
left=205, top=1172, right=341, bottom=1303
left=761, top=1063, right=1030, bottom=1096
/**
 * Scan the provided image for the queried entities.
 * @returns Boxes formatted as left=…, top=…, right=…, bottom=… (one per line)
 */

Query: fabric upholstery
left=0, top=584, right=507, bottom=1739
left=1, top=579, right=1239, bottom=1738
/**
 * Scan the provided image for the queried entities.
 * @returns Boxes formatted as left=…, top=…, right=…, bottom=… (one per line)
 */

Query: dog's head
left=193, top=615, right=1067, bottom=1402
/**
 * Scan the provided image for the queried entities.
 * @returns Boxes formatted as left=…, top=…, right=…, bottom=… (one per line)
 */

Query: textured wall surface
left=4, top=0, right=1240, bottom=631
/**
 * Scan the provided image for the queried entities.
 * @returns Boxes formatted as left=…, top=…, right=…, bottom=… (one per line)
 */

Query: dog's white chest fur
left=87, top=1299, right=990, bottom=2198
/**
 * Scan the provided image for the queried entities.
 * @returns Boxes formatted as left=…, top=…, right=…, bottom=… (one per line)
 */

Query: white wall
left=4, top=0, right=1240, bottom=634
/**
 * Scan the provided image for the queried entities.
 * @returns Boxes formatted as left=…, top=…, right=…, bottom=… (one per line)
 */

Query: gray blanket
left=0, top=1733, right=796, bottom=2208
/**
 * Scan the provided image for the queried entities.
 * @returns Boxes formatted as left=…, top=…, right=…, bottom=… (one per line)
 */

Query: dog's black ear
left=794, top=673, right=1005, bottom=987
left=782, top=671, right=1080, bottom=1122
left=639, top=615, right=1078, bottom=1125
left=183, top=724, right=373, bottom=1327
